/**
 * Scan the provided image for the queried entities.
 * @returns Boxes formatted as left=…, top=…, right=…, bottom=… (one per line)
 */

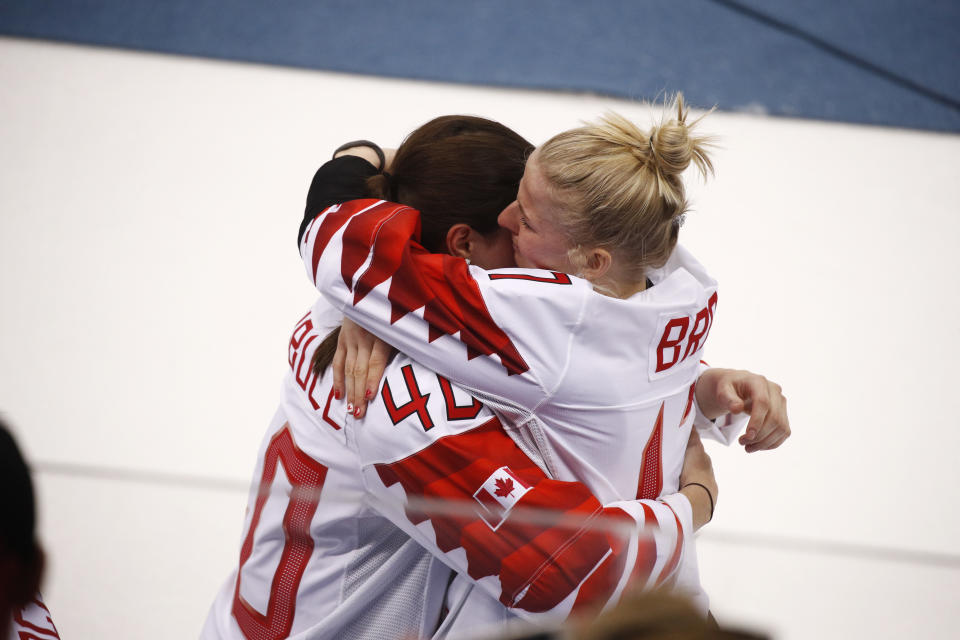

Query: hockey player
left=300, top=98, right=790, bottom=629
left=203, top=115, right=762, bottom=640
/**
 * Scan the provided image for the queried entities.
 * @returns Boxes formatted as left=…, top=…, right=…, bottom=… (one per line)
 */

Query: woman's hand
left=695, top=368, right=790, bottom=453
left=332, top=317, right=395, bottom=418
left=678, top=430, right=717, bottom=531
left=333, top=144, right=396, bottom=172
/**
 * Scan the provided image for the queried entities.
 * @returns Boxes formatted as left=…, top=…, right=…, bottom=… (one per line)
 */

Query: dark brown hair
left=0, top=419, right=44, bottom=613
left=367, top=115, right=533, bottom=252
left=312, top=115, right=533, bottom=376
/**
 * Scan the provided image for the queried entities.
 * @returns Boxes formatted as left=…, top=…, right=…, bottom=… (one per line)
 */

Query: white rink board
left=33, top=471, right=247, bottom=639
left=1, top=36, right=958, bottom=639
left=698, top=534, right=960, bottom=640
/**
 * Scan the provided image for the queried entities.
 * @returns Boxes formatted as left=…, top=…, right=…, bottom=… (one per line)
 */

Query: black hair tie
left=682, top=482, right=715, bottom=521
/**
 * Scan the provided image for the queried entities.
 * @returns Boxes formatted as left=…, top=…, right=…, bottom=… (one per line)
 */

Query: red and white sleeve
left=8, top=594, right=60, bottom=640
left=299, top=199, right=586, bottom=410
left=362, top=415, right=692, bottom=623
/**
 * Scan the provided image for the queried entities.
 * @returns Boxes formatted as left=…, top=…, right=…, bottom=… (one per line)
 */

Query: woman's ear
left=445, top=223, right=473, bottom=259
left=580, top=248, right=612, bottom=281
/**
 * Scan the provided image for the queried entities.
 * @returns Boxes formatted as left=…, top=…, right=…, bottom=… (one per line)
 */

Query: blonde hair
left=537, top=94, right=714, bottom=287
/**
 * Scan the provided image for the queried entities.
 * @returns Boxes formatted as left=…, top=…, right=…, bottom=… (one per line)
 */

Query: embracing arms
left=358, top=398, right=718, bottom=622
left=335, top=315, right=790, bottom=452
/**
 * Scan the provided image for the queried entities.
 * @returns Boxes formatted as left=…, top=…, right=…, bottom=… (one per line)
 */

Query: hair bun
left=535, top=93, right=715, bottom=283
left=647, top=97, right=706, bottom=175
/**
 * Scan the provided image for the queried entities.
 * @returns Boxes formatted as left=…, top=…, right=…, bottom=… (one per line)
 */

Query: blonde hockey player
left=204, top=116, right=753, bottom=640
left=301, top=97, right=789, bottom=630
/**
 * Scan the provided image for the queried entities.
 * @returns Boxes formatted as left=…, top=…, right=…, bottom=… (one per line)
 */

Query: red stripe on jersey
left=487, top=271, right=572, bottom=285
left=630, top=503, right=672, bottom=589
left=625, top=504, right=661, bottom=587
left=640, top=502, right=657, bottom=526
left=631, top=534, right=659, bottom=587
left=681, top=382, right=696, bottom=424
left=654, top=503, right=685, bottom=588
left=309, top=201, right=374, bottom=284
left=375, top=417, right=611, bottom=612
left=31, top=598, right=51, bottom=613
left=636, top=404, right=664, bottom=500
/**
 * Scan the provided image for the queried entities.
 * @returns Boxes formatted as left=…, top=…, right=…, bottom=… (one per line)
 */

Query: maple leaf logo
left=494, top=477, right=515, bottom=498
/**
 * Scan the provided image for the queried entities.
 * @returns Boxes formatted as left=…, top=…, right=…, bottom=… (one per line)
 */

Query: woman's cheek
left=514, top=239, right=536, bottom=269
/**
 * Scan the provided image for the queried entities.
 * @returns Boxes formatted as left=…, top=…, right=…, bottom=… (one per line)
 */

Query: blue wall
left=1, top=0, right=957, bottom=132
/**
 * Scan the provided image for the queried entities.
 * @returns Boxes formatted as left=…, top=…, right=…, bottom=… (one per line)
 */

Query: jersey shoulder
left=476, top=267, right=594, bottom=337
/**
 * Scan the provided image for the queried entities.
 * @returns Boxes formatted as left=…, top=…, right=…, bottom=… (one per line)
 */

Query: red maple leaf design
left=494, top=477, right=515, bottom=498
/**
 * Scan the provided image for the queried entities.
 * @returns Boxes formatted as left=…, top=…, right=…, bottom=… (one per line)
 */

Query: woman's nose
left=498, top=202, right=519, bottom=232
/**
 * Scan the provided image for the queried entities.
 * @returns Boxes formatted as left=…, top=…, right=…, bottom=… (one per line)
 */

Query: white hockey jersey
left=301, top=199, right=722, bottom=506
left=201, top=299, right=693, bottom=640
left=7, top=595, right=60, bottom=640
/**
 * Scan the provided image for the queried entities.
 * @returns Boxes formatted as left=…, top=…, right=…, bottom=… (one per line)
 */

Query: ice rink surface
left=1, top=36, right=958, bottom=638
